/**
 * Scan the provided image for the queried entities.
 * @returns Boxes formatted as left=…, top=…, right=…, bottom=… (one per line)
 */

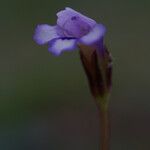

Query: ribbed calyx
left=79, top=44, right=112, bottom=100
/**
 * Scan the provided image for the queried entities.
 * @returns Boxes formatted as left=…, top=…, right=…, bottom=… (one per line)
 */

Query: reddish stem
left=98, top=108, right=110, bottom=150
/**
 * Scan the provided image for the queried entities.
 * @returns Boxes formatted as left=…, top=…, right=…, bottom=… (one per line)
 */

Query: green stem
left=99, top=108, right=110, bottom=150
left=96, top=96, right=110, bottom=150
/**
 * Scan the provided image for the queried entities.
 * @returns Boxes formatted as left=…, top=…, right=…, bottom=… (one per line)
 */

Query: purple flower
left=33, top=7, right=112, bottom=98
left=33, top=7, right=106, bottom=56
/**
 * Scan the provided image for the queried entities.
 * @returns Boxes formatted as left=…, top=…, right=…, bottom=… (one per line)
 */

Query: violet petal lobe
left=48, top=38, right=77, bottom=56
left=79, top=24, right=106, bottom=45
left=57, top=7, right=96, bottom=37
left=33, top=24, right=60, bottom=45
left=59, top=17, right=92, bottom=38
left=65, top=7, right=96, bottom=26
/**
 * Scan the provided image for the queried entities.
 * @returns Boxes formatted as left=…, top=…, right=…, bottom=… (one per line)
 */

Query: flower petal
left=33, top=24, right=60, bottom=45
left=57, top=7, right=96, bottom=29
left=79, top=24, right=106, bottom=45
left=48, top=38, right=77, bottom=56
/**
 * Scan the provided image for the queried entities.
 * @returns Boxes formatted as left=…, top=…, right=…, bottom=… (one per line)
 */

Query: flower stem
left=99, top=108, right=110, bottom=150
left=95, top=96, right=110, bottom=150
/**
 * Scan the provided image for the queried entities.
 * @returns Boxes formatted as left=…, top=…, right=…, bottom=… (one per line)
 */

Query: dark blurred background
left=0, top=0, right=150, bottom=149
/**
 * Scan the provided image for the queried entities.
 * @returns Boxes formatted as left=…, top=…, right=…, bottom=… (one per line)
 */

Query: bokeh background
left=0, top=0, right=150, bottom=149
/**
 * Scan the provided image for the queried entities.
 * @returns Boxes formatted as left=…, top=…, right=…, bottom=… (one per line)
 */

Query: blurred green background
left=0, top=0, right=150, bottom=149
